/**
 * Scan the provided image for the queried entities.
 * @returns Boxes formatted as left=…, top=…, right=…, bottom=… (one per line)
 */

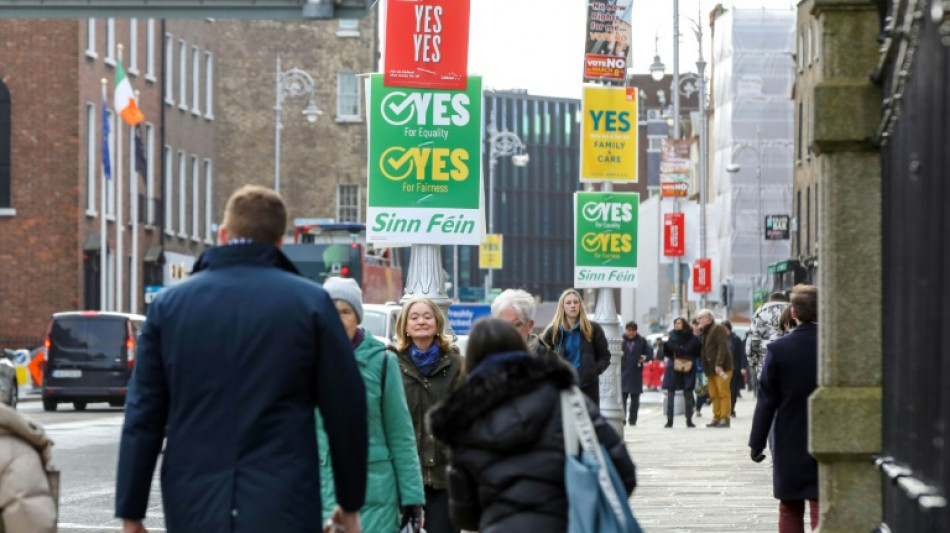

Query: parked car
left=42, top=311, right=145, bottom=412
left=0, top=349, right=18, bottom=409
left=362, top=303, right=403, bottom=345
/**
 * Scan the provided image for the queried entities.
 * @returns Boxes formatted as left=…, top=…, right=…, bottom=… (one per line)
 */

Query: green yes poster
left=366, top=74, right=483, bottom=245
left=574, top=191, right=639, bottom=288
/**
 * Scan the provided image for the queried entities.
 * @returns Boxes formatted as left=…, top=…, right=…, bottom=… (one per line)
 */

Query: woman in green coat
left=316, top=278, right=425, bottom=532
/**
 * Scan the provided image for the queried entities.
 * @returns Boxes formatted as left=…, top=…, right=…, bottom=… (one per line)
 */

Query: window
left=128, top=125, right=137, bottom=223
left=164, top=34, right=174, bottom=105
left=191, top=46, right=201, bottom=116
left=178, top=150, right=186, bottom=236
left=337, top=19, right=360, bottom=37
left=192, top=155, right=200, bottom=240
left=86, top=102, right=96, bottom=214
left=204, top=159, right=213, bottom=242
left=336, top=72, right=361, bottom=121
left=86, top=19, right=97, bottom=59
left=797, top=102, right=803, bottom=161
left=797, top=30, right=804, bottom=72
left=145, top=19, right=156, bottom=81
left=105, top=111, right=116, bottom=219
left=647, top=136, right=664, bottom=151
left=0, top=82, right=10, bottom=212
left=204, top=52, right=214, bottom=120
left=337, top=184, right=360, bottom=223
left=806, top=25, right=812, bottom=67
left=178, top=40, right=187, bottom=110
left=796, top=189, right=802, bottom=257
left=806, top=186, right=811, bottom=255
left=164, top=146, right=173, bottom=234
left=129, top=19, right=139, bottom=75
left=813, top=22, right=820, bottom=63
left=105, top=18, right=116, bottom=66
left=146, top=123, right=155, bottom=225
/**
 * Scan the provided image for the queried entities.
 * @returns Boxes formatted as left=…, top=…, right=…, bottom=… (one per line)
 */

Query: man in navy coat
left=749, top=284, right=819, bottom=532
left=116, top=185, right=368, bottom=533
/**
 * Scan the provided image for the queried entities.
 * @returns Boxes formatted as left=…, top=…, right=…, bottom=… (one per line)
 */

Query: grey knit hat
left=323, top=277, right=363, bottom=324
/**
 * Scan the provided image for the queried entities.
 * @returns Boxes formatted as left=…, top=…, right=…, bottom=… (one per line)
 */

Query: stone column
left=807, top=2, right=882, bottom=531
left=594, top=287, right=624, bottom=436
left=401, top=244, right=456, bottom=340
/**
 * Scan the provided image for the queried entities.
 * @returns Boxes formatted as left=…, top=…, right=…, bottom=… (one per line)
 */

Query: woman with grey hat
left=316, top=277, right=426, bottom=533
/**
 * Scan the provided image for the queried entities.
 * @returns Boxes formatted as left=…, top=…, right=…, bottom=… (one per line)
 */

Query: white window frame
left=85, top=19, right=98, bottom=59
left=806, top=25, right=812, bottom=67
left=178, top=150, right=187, bottom=237
left=145, top=19, right=156, bottom=82
left=105, top=18, right=116, bottom=66
left=336, top=72, right=361, bottom=122
left=106, top=111, right=116, bottom=220
left=164, top=33, right=174, bottom=105
left=128, top=18, right=139, bottom=75
left=191, top=46, right=201, bottom=116
left=204, top=159, right=213, bottom=243
left=204, top=52, right=214, bottom=120
left=191, top=155, right=200, bottom=240
left=146, top=123, right=156, bottom=225
left=164, top=145, right=173, bottom=235
left=86, top=102, right=97, bottom=216
left=178, top=39, right=188, bottom=111
left=813, top=21, right=820, bottom=63
left=797, top=30, right=804, bottom=73
left=336, top=184, right=361, bottom=223
left=336, top=19, right=360, bottom=37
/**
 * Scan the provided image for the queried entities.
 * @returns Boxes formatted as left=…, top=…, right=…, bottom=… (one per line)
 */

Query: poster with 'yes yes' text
left=574, top=192, right=639, bottom=288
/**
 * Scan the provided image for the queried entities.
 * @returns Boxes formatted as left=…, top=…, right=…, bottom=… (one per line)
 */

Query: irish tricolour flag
left=115, top=60, right=144, bottom=126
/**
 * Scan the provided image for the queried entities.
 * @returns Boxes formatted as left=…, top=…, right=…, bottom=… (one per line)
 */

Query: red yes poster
left=693, top=258, right=712, bottom=293
left=384, top=0, right=471, bottom=90
left=663, top=213, right=685, bottom=257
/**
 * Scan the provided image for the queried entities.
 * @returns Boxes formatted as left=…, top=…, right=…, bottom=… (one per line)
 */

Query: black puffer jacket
left=429, top=353, right=636, bottom=533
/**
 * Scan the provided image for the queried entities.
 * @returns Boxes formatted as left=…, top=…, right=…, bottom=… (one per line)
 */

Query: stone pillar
left=401, top=244, right=456, bottom=340
left=594, top=287, right=624, bottom=436
left=808, top=2, right=882, bottom=531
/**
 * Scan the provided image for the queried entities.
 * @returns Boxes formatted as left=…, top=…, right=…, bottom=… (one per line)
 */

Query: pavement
left=624, top=390, right=792, bottom=532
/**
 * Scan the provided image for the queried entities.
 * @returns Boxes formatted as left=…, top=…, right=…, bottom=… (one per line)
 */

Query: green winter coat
left=394, top=345, right=465, bottom=490
left=316, top=332, right=425, bottom=533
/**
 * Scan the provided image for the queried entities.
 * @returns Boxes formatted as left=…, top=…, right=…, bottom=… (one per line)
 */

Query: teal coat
left=316, top=332, right=425, bottom=532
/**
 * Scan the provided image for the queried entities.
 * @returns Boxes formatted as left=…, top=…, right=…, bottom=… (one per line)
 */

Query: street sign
left=692, top=259, right=712, bottom=293
left=580, top=86, right=639, bottom=182
left=456, top=286, right=483, bottom=302
left=479, top=234, right=503, bottom=269
left=574, top=191, right=639, bottom=288
left=661, top=181, right=689, bottom=197
left=447, top=304, right=492, bottom=335
left=663, top=213, right=685, bottom=257
left=765, top=214, right=791, bottom=240
left=384, top=0, right=471, bottom=90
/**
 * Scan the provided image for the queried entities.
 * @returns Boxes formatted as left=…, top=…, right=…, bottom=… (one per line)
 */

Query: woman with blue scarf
left=391, top=297, right=464, bottom=533
left=540, top=288, right=611, bottom=403
left=430, top=318, right=636, bottom=532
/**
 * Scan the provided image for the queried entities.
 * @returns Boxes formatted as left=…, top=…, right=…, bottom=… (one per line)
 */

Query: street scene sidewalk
left=626, top=391, right=784, bottom=532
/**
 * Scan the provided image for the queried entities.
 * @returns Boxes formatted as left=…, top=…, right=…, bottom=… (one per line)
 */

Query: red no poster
left=663, top=213, right=685, bottom=257
left=693, top=258, right=712, bottom=293
left=384, top=0, right=471, bottom=90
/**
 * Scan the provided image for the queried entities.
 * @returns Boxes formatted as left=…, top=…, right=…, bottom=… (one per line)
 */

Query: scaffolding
left=711, top=5, right=795, bottom=319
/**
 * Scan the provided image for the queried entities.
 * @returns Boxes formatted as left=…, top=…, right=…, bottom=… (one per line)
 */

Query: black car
left=42, top=311, right=145, bottom=411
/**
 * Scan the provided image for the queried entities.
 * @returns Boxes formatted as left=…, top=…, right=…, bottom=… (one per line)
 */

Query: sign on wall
left=581, top=86, right=638, bottom=182
left=765, top=214, right=791, bottom=240
left=447, top=303, right=492, bottom=335
left=574, top=191, right=639, bottom=288
left=366, top=74, right=483, bottom=245
left=583, top=0, right=633, bottom=82
left=663, top=212, right=685, bottom=257
left=384, top=0, right=471, bottom=90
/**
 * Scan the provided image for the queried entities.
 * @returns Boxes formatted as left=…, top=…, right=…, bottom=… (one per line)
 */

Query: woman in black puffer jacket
left=429, top=318, right=636, bottom=533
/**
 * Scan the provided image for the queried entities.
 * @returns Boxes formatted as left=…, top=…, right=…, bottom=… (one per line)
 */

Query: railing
left=875, top=2, right=949, bottom=531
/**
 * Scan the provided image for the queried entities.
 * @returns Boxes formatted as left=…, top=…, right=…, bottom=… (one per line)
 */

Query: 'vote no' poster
left=384, top=0, right=471, bottom=90
left=574, top=192, right=639, bottom=288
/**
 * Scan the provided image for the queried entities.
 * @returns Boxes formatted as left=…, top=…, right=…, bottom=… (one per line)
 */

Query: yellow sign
left=479, top=234, right=503, bottom=269
left=581, top=86, right=639, bottom=182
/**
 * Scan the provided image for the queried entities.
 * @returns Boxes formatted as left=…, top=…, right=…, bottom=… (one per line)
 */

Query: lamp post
left=726, top=126, right=763, bottom=317
left=274, top=57, right=322, bottom=195
left=484, top=116, right=529, bottom=302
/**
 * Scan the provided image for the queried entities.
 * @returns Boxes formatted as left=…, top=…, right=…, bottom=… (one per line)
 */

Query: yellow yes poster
left=581, top=86, right=639, bottom=182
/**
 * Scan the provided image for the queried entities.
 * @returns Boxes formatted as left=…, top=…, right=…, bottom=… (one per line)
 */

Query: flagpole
left=100, top=79, right=108, bottom=311
left=131, top=91, right=141, bottom=314
left=116, top=44, right=125, bottom=313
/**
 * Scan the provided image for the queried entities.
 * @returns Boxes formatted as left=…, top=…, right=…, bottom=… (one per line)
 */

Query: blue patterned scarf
left=410, top=343, right=442, bottom=376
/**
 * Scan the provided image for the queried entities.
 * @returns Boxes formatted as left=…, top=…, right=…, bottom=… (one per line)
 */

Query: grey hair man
left=491, top=289, right=551, bottom=357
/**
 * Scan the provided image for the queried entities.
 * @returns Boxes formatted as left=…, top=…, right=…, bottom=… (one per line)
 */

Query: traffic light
left=721, top=282, right=731, bottom=307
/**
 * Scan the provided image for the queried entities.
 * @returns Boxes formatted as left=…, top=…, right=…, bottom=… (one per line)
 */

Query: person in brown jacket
left=0, top=404, right=57, bottom=532
left=696, top=309, right=734, bottom=428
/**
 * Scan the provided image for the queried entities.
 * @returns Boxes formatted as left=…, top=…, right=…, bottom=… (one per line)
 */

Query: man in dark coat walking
left=749, top=284, right=819, bottom=532
left=723, top=321, right=749, bottom=417
left=620, top=321, right=653, bottom=425
left=115, top=185, right=369, bottom=533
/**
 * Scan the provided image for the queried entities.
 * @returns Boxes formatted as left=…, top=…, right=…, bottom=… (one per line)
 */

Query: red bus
left=282, top=222, right=404, bottom=304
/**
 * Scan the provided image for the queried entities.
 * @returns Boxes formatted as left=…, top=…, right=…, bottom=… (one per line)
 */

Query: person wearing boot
left=659, top=317, right=700, bottom=428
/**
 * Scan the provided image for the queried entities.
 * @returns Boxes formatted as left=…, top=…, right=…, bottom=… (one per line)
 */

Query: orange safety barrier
left=28, top=352, right=45, bottom=387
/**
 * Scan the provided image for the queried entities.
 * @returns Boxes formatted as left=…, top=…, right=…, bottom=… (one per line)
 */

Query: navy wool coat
left=748, top=322, right=819, bottom=501
left=620, top=335, right=653, bottom=394
left=116, top=244, right=368, bottom=532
